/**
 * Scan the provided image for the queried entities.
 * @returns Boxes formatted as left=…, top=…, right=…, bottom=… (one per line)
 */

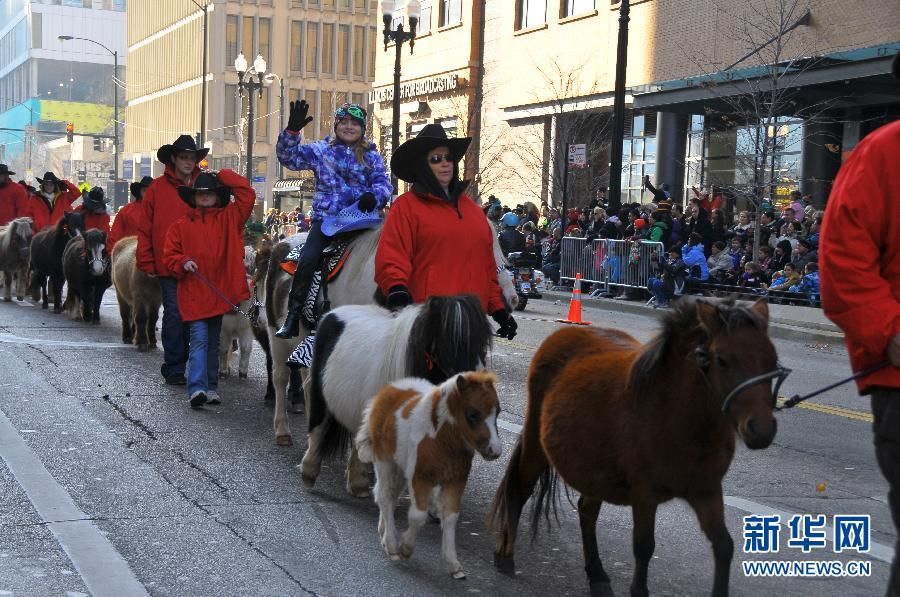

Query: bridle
left=694, top=346, right=792, bottom=414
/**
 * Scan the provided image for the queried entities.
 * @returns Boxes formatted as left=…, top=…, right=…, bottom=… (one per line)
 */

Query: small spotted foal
left=357, top=371, right=502, bottom=579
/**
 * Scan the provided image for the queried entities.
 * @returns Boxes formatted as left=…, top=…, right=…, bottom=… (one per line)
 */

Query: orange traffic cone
left=557, top=273, right=591, bottom=326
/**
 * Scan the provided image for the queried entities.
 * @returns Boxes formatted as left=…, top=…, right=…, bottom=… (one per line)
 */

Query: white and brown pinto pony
left=0, top=217, right=33, bottom=302
left=300, top=294, right=493, bottom=498
left=357, top=371, right=502, bottom=579
left=262, top=225, right=515, bottom=447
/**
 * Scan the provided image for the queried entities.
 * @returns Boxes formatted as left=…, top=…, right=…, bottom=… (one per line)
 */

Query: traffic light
left=93, top=138, right=101, bottom=151
left=66, top=122, right=74, bottom=143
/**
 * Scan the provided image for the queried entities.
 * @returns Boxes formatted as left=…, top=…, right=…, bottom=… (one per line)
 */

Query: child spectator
left=727, top=236, right=744, bottom=269
left=648, top=246, right=686, bottom=308
left=768, top=263, right=801, bottom=291
left=739, top=262, right=766, bottom=292
left=789, top=262, right=821, bottom=305
left=682, top=232, right=710, bottom=284
left=163, top=170, right=255, bottom=408
left=757, top=245, right=774, bottom=279
left=707, top=241, right=735, bottom=284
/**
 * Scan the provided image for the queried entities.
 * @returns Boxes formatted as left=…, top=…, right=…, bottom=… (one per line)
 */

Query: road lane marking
left=495, top=416, right=895, bottom=564
left=0, top=409, right=149, bottom=597
left=0, top=333, right=132, bottom=349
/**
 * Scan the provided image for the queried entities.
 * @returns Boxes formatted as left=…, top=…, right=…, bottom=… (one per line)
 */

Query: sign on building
left=568, top=144, right=587, bottom=168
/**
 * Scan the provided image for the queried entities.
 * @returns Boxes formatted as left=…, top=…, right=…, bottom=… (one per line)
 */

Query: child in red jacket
left=163, top=170, right=255, bottom=408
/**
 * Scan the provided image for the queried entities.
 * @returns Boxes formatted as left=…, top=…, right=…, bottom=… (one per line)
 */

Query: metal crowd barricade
left=560, top=237, right=664, bottom=294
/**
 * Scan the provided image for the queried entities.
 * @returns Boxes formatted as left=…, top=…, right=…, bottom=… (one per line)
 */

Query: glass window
left=290, top=21, right=303, bottom=71
left=517, top=0, right=545, bottom=29
left=307, top=0, right=319, bottom=5
left=258, top=18, right=271, bottom=63
left=368, top=27, right=376, bottom=79
left=564, top=0, right=594, bottom=17
left=226, top=15, right=239, bottom=66
left=257, top=86, right=269, bottom=141
left=242, top=16, right=254, bottom=59
left=323, top=0, right=334, bottom=7
left=322, top=23, right=334, bottom=74
left=353, top=26, right=365, bottom=78
left=356, top=0, right=367, bottom=7
left=304, top=90, right=318, bottom=138
left=632, top=114, right=645, bottom=137
left=644, top=137, right=656, bottom=160
left=440, top=0, right=462, bottom=27
left=224, top=84, right=238, bottom=129
left=306, top=22, right=319, bottom=73
left=632, top=138, right=644, bottom=161
left=337, top=25, right=350, bottom=76
left=342, top=0, right=351, bottom=8
left=419, top=0, right=431, bottom=34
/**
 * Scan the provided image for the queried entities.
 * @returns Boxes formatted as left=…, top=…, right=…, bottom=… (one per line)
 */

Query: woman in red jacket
left=375, top=123, right=517, bottom=339
left=163, top=169, right=255, bottom=408
left=25, top=172, right=81, bottom=231
left=108, top=176, right=152, bottom=251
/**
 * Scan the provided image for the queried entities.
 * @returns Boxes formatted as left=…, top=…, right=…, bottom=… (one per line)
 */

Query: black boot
left=275, top=270, right=311, bottom=338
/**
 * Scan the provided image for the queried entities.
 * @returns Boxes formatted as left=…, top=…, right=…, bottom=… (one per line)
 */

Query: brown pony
left=490, top=298, right=785, bottom=597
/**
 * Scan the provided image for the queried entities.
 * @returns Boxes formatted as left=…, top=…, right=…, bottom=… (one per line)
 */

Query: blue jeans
left=158, top=277, right=190, bottom=379
left=187, top=315, right=222, bottom=398
left=648, top=277, right=668, bottom=305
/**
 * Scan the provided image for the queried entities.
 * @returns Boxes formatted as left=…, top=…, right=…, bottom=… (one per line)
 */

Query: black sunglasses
left=428, top=153, right=453, bottom=164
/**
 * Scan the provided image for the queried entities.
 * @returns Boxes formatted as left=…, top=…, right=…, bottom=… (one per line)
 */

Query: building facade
left=125, top=0, right=381, bottom=212
left=373, top=0, right=900, bottom=211
left=0, top=0, right=126, bottom=188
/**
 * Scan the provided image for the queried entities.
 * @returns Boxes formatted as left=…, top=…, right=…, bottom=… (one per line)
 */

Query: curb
left=538, top=290, right=845, bottom=346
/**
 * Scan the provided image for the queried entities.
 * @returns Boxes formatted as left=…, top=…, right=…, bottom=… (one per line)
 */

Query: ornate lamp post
left=235, top=52, right=267, bottom=183
left=380, top=0, right=420, bottom=195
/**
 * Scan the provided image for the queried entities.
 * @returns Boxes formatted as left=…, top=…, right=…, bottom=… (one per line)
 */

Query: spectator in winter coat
left=647, top=211, right=669, bottom=247
left=108, top=176, right=152, bottom=251
left=819, top=102, right=900, bottom=597
left=375, top=123, right=517, bottom=339
left=770, top=240, right=795, bottom=276
left=138, top=134, right=208, bottom=385
left=682, top=232, right=709, bottom=283
left=24, top=172, right=81, bottom=232
left=0, top=164, right=29, bottom=226
left=758, top=210, right=778, bottom=248
left=768, top=263, right=801, bottom=292
left=163, top=169, right=255, bottom=408
left=542, top=228, right=563, bottom=285
left=789, top=262, right=820, bottom=305
left=707, top=241, right=735, bottom=283
left=792, top=238, right=818, bottom=272
left=498, top=212, right=527, bottom=256
left=275, top=101, right=392, bottom=337
left=683, top=201, right=712, bottom=255
left=738, top=262, right=766, bottom=291
left=648, top=246, right=686, bottom=307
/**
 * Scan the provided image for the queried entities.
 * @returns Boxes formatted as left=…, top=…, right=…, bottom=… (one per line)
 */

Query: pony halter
left=694, top=346, right=791, bottom=413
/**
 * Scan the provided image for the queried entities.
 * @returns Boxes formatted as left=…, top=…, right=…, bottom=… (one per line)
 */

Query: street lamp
left=58, top=34, right=120, bottom=207
left=188, top=0, right=211, bottom=149
left=263, top=72, right=285, bottom=181
left=381, top=0, right=420, bottom=196
left=235, top=52, right=267, bottom=183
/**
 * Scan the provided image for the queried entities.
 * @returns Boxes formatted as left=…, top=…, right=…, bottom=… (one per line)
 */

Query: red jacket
left=23, top=180, right=81, bottom=231
left=137, top=166, right=198, bottom=275
left=375, top=189, right=505, bottom=315
left=162, top=170, right=255, bottom=322
left=75, top=207, right=111, bottom=235
left=820, top=120, right=900, bottom=393
left=108, top=201, right=143, bottom=250
left=0, top=182, right=28, bottom=226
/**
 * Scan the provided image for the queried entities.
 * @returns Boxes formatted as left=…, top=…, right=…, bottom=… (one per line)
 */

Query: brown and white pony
left=489, top=298, right=783, bottom=597
left=0, top=217, right=33, bottom=302
left=357, top=371, right=502, bottom=579
left=111, top=236, right=161, bottom=351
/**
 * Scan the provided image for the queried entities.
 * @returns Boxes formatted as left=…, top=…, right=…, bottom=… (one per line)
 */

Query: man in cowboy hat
left=374, top=123, right=517, bottom=339
left=0, top=164, right=29, bottom=227
left=137, top=134, right=209, bottom=385
left=108, top=176, right=153, bottom=251
left=22, top=171, right=81, bottom=232
left=75, top=187, right=111, bottom=234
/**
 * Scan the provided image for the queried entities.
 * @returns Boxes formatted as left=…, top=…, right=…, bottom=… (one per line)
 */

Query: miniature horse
left=0, top=217, right=33, bottom=302
left=111, top=236, right=161, bottom=351
left=357, top=371, right=502, bottom=580
left=490, top=298, right=783, bottom=597
left=301, top=294, right=493, bottom=498
left=62, top=228, right=111, bottom=323
left=30, top=212, right=83, bottom=313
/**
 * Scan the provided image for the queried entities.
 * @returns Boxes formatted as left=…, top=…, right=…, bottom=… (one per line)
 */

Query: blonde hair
left=330, top=136, right=371, bottom=168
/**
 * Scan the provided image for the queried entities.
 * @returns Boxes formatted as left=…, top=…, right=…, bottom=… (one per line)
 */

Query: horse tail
left=307, top=310, right=349, bottom=460
left=265, top=241, right=292, bottom=329
left=355, top=400, right=374, bottom=464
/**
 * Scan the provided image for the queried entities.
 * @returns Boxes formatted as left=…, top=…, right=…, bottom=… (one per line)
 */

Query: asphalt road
left=0, top=292, right=893, bottom=597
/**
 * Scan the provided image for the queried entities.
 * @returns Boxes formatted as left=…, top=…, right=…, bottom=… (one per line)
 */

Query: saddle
left=280, top=233, right=357, bottom=328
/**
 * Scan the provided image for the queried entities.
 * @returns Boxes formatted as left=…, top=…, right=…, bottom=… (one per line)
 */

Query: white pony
left=0, top=217, right=33, bottom=302
left=300, top=295, right=493, bottom=497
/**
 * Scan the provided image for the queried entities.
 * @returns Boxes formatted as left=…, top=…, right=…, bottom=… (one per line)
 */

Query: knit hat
left=634, top=218, right=647, bottom=230
left=334, top=103, right=367, bottom=133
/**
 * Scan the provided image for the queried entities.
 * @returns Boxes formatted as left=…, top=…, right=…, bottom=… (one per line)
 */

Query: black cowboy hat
left=83, top=187, right=108, bottom=212
left=36, top=171, right=62, bottom=185
left=177, top=172, right=231, bottom=208
left=130, top=175, right=153, bottom=198
left=157, top=134, right=209, bottom=164
left=390, top=123, right=471, bottom=183
left=0, top=164, right=15, bottom=176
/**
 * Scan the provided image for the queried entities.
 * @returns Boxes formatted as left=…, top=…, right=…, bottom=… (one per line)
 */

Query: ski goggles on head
left=334, top=103, right=367, bottom=124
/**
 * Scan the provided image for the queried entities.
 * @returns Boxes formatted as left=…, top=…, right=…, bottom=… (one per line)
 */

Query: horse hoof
left=239, top=372, right=248, bottom=379
left=137, top=344, right=150, bottom=353
left=301, top=473, right=317, bottom=489
left=451, top=570, right=466, bottom=580
left=589, top=580, right=615, bottom=597
left=399, top=544, right=413, bottom=560
left=123, top=338, right=133, bottom=345
left=494, top=553, right=515, bottom=574
left=350, top=488, right=370, bottom=499
left=389, top=554, right=401, bottom=562
left=276, top=434, right=293, bottom=447
left=41, top=304, right=48, bottom=310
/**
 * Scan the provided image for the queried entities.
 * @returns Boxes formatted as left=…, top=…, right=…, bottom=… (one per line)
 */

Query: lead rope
left=190, top=267, right=252, bottom=320
left=776, top=360, right=891, bottom=411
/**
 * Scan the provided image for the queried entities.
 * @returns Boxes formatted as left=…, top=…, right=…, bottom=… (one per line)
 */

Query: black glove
left=357, top=192, right=377, bottom=212
left=387, top=285, right=412, bottom=312
left=286, top=100, right=314, bottom=133
left=491, top=309, right=518, bottom=340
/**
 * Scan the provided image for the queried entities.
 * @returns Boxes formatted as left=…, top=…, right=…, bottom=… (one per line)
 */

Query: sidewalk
left=539, top=288, right=844, bottom=345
